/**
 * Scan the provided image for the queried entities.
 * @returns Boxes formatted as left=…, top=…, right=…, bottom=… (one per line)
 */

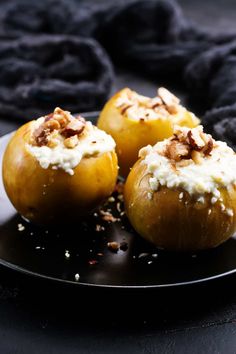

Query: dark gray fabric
left=0, top=0, right=236, bottom=147
left=0, top=35, right=113, bottom=120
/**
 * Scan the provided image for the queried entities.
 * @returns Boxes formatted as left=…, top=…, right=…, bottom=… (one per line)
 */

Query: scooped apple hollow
left=2, top=107, right=118, bottom=225
left=124, top=125, right=236, bottom=252
left=97, top=87, right=200, bottom=177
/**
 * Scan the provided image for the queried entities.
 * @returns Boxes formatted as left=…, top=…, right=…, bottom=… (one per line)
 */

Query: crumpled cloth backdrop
left=0, top=0, right=236, bottom=147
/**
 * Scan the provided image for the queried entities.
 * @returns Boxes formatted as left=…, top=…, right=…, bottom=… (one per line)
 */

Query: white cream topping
left=140, top=139, right=236, bottom=204
left=27, top=120, right=116, bottom=175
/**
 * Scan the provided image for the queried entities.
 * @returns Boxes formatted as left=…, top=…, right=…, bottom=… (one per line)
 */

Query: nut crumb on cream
left=115, top=87, right=200, bottom=125
left=140, top=125, right=236, bottom=210
left=27, top=107, right=116, bottom=175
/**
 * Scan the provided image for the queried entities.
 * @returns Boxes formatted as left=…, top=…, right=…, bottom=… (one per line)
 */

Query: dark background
left=1, top=1, right=236, bottom=353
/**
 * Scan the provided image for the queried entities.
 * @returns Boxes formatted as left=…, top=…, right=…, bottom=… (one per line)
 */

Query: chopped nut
left=100, top=210, right=120, bottom=222
left=226, top=208, right=234, bottom=217
left=54, top=107, right=70, bottom=119
left=65, top=250, right=70, bottom=259
left=50, top=107, right=71, bottom=128
left=201, top=133, right=214, bottom=155
left=47, top=139, right=58, bottom=148
left=62, top=116, right=85, bottom=138
left=187, top=129, right=205, bottom=151
left=56, top=116, right=68, bottom=128
left=33, top=126, right=50, bottom=146
left=158, top=87, right=180, bottom=106
left=95, top=224, right=105, bottom=232
left=44, top=119, right=60, bottom=131
left=138, top=252, right=150, bottom=259
left=116, top=202, right=122, bottom=213
left=177, top=159, right=192, bottom=167
left=17, top=223, right=25, bottom=231
left=165, top=140, right=190, bottom=161
left=191, top=150, right=203, bottom=164
left=108, top=196, right=115, bottom=203
left=117, top=194, right=124, bottom=202
left=32, top=107, right=81, bottom=147
left=172, top=126, right=189, bottom=143
left=47, top=130, right=60, bottom=148
left=64, top=135, right=79, bottom=148
left=166, top=104, right=178, bottom=114
left=107, top=241, right=120, bottom=252
left=44, top=113, right=54, bottom=121
left=120, top=104, right=132, bottom=115
left=167, top=126, right=215, bottom=163
left=149, top=96, right=162, bottom=109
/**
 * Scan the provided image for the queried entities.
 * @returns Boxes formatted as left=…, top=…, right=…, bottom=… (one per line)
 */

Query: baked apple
left=124, top=125, right=236, bottom=252
left=2, top=107, right=118, bottom=225
left=97, top=87, right=200, bottom=177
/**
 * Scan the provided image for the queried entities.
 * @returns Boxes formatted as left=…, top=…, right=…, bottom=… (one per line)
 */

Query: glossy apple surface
left=2, top=122, right=118, bottom=225
left=124, top=159, right=236, bottom=252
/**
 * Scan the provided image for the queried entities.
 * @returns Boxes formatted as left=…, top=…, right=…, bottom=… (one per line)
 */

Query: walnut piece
left=61, top=116, right=85, bottom=138
left=120, top=104, right=133, bottom=115
left=64, top=135, right=79, bottom=148
left=164, top=126, right=214, bottom=164
left=191, top=150, right=203, bottom=164
left=32, top=108, right=86, bottom=147
left=44, top=119, right=60, bottom=131
left=158, top=87, right=180, bottom=106
left=148, top=96, right=162, bottom=109
left=201, top=132, right=214, bottom=155
left=166, top=104, right=178, bottom=114
left=107, top=241, right=120, bottom=252
left=53, top=107, right=71, bottom=126
left=117, top=87, right=184, bottom=122
left=33, top=126, right=50, bottom=146
left=165, top=140, right=190, bottom=161
left=187, top=130, right=205, bottom=151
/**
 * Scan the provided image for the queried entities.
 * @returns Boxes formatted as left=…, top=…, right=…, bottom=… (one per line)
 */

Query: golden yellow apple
left=123, top=116, right=236, bottom=256
left=97, top=87, right=200, bottom=177
left=124, top=160, right=236, bottom=252
left=2, top=120, right=118, bottom=225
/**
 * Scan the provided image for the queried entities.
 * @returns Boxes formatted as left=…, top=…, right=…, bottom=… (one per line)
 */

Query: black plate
left=1, top=112, right=236, bottom=289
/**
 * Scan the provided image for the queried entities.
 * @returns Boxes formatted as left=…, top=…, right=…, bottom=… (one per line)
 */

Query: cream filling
left=27, top=121, right=116, bottom=175
left=140, top=140, right=236, bottom=207
left=115, top=91, right=198, bottom=123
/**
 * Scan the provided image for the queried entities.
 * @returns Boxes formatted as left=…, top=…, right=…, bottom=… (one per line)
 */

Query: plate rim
left=1, top=114, right=236, bottom=289
left=1, top=255, right=236, bottom=289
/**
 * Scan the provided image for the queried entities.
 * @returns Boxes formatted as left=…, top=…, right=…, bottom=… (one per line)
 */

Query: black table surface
left=1, top=1, right=236, bottom=353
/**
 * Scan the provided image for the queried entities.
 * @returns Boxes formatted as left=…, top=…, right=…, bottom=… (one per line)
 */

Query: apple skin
left=2, top=121, right=118, bottom=225
left=124, top=159, right=236, bottom=252
left=97, top=88, right=200, bottom=177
